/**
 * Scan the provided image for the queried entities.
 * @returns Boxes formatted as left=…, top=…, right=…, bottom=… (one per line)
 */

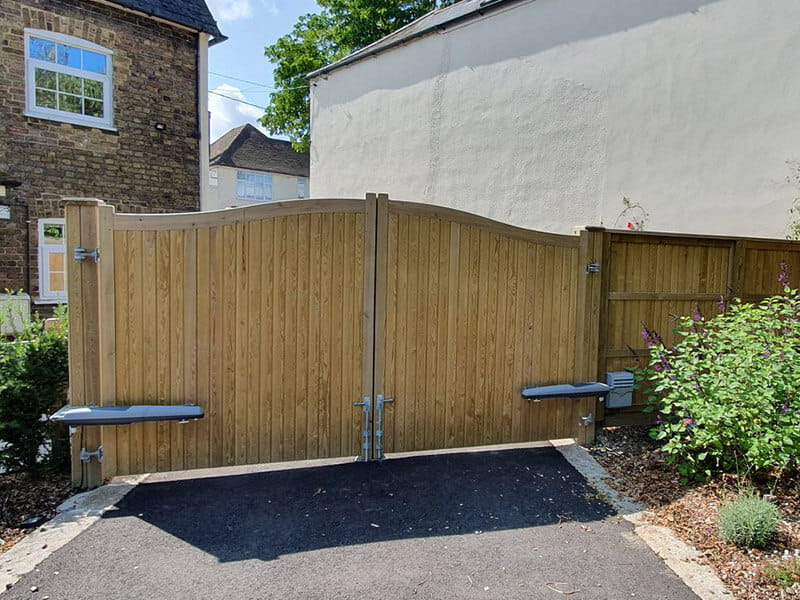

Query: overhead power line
left=209, top=89, right=266, bottom=110
left=209, top=70, right=310, bottom=92
left=209, top=70, right=274, bottom=88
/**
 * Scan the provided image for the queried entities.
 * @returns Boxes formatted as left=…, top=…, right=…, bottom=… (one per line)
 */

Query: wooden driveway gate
left=66, top=194, right=602, bottom=486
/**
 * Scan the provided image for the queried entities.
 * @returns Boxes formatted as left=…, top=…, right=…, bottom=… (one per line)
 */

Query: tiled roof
left=210, top=124, right=310, bottom=178
left=107, top=0, right=225, bottom=40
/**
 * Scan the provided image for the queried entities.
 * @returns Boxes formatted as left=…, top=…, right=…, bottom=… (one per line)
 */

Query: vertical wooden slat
left=141, top=230, right=157, bottom=473
left=246, top=221, right=261, bottom=465
left=155, top=230, right=171, bottom=472
left=168, top=230, right=184, bottom=472
left=183, top=229, right=198, bottom=470
left=195, top=227, right=211, bottom=468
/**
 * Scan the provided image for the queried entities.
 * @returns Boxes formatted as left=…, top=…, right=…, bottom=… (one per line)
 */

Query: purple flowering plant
left=642, top=265, right=800, bottom=483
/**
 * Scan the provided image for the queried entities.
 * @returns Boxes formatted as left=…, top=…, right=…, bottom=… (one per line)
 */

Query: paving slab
left=2, top=446, right=698, bottom=599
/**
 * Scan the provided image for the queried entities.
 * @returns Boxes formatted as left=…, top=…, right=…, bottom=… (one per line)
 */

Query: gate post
left=574, top=226, right=605, bottom=445
left=65, top=199, right=116, bottom=488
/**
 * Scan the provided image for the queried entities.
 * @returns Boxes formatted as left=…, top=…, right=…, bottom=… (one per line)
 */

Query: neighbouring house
left=0, top=0, right=224, bottom=312
left=309, top=0, right=800, bottom=238
left=205, top=124, right=310, bottom=210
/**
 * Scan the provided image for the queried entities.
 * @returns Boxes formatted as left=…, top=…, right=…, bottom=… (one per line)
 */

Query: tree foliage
left=262, top=0, right=458, bottom=151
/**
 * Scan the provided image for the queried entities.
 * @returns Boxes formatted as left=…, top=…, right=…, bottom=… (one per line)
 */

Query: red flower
left=627, top=222, right=634, bottom=229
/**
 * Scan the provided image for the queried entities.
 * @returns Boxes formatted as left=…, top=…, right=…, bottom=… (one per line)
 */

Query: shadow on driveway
left=103, top=446, right=613, bottom=562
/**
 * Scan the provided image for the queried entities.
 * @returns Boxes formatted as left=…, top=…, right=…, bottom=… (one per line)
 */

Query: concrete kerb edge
left=0, top=473, right=148, bottom=595
left=551, top=439, right=733, bottom=600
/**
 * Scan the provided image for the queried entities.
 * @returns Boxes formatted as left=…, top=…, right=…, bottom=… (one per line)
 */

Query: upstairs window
left=24, top=30, right=114, bottom=130
left=236, top=171, right=272, bottom=202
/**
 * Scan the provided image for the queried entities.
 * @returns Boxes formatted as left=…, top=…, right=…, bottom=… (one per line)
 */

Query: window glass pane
left=29, top=38, right=55, bottom=62
left=58, top=93, right=82, bottom=114
left=84, top=99, right=103, bottom=118
left=59, top=73, right=82, bottom=95
left=35, top=89, right=57, bottom=109
left=82, top=50, right=107, bottom=74
left=42, top=223, right=64, bottom=243
left=83, top=79, right=103, bottom=100
left=57, top=44, right=81, bottom=68
left=35, top=68, right=57, bottom=90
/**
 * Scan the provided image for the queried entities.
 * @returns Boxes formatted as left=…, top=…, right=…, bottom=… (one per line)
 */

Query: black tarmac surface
left=5, top=447, right=698, bottom=599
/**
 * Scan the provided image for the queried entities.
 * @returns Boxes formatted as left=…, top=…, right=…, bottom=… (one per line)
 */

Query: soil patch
left=0, top=472, right=73, bottom=553
left=591, top=426, right=800, bottom=600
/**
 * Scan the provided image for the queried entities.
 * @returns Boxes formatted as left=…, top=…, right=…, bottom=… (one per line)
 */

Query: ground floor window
left=38, top=218, right=66, bottom=301
left=297, top=177, right=307, bottom=198
left=237, top=171, right=272, bottom=202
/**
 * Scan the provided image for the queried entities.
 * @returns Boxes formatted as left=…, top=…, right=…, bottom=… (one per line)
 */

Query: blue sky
left=205, top=0, right=319, bottom=142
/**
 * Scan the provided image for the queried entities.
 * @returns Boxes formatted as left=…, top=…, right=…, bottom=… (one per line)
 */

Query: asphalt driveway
left=5, top=446, right=698, bottom=599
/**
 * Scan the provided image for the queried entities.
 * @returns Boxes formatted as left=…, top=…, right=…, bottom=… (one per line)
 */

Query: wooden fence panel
left=374, top=199, right=595, bottom=454
left=599, top=232, right=800, bottom=423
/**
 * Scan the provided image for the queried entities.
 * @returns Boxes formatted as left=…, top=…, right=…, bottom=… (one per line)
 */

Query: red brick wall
left=0, top=0, right=202, bottom=298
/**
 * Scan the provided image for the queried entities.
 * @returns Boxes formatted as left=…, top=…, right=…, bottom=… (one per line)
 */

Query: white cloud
left=261, top=0, right=279, bottom=17
left=206, top=0, right=252, bottom=22
left=209, top=83, right=268, bottom=142
left=207, top=0, right=278, bottom=21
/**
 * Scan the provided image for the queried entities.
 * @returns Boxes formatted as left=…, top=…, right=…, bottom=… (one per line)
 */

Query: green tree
left=262, top=0, right=458, bottom=151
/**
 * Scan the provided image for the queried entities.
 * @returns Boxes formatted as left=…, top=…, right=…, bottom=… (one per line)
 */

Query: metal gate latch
left=578, top=413, right=594, bottom=426
left=74, top=247, right=100, bottom=262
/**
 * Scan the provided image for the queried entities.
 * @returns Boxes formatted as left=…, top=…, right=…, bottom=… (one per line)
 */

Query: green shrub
left=718, top=492, right=780, bottom=548
left=642, top=268, right=800, bottom=481
left=0, top=306, right=70, bottom=474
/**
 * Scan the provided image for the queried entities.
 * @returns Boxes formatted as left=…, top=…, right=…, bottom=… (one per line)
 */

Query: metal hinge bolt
left=578, top=413, right=594, bottom=426
left=585, top=262, right=600, bottom=274
left=74, top=247, right=100, bottom=262
left=79, top=445, right=103, bottom=463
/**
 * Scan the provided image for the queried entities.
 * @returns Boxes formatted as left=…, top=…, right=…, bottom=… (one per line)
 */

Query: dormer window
left=24, top=30, right=114, bottom=130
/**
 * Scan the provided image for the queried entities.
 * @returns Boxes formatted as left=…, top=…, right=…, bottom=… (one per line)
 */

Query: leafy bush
left=643, top=268, right=800, bottom=482
left=718, top=492, right=780, bottom=548
left=0, top=307, right=70, bottom=474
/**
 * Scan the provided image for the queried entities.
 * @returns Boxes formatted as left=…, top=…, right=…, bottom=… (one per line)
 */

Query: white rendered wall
left=310, top=0, right=800, bottom=237
left=206, top=166, right=309, bottom=210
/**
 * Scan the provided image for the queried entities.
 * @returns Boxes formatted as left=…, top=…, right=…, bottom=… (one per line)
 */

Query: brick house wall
left=0, top=0, right=202, bottom=300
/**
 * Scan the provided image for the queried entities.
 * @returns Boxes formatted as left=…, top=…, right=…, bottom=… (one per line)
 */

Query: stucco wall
left=206, top=166, right=308, bottom=210
left=310, top=0, right=800, bottom=237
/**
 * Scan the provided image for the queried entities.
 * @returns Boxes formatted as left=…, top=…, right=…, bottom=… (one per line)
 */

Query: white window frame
left=38, top=218, right=67, bottom=302
left=24, top=29, right=115, bottom=130
left=236, top=170, right=273, bottom=203
left=297, top=177, right=307, bottom=198
left=209, top=168, right=219, bottom=187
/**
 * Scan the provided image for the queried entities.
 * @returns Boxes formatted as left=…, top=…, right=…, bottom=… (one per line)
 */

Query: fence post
left=574, top=226, right=605, bottom=445
left=64, top=198, right=116, bottom=488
